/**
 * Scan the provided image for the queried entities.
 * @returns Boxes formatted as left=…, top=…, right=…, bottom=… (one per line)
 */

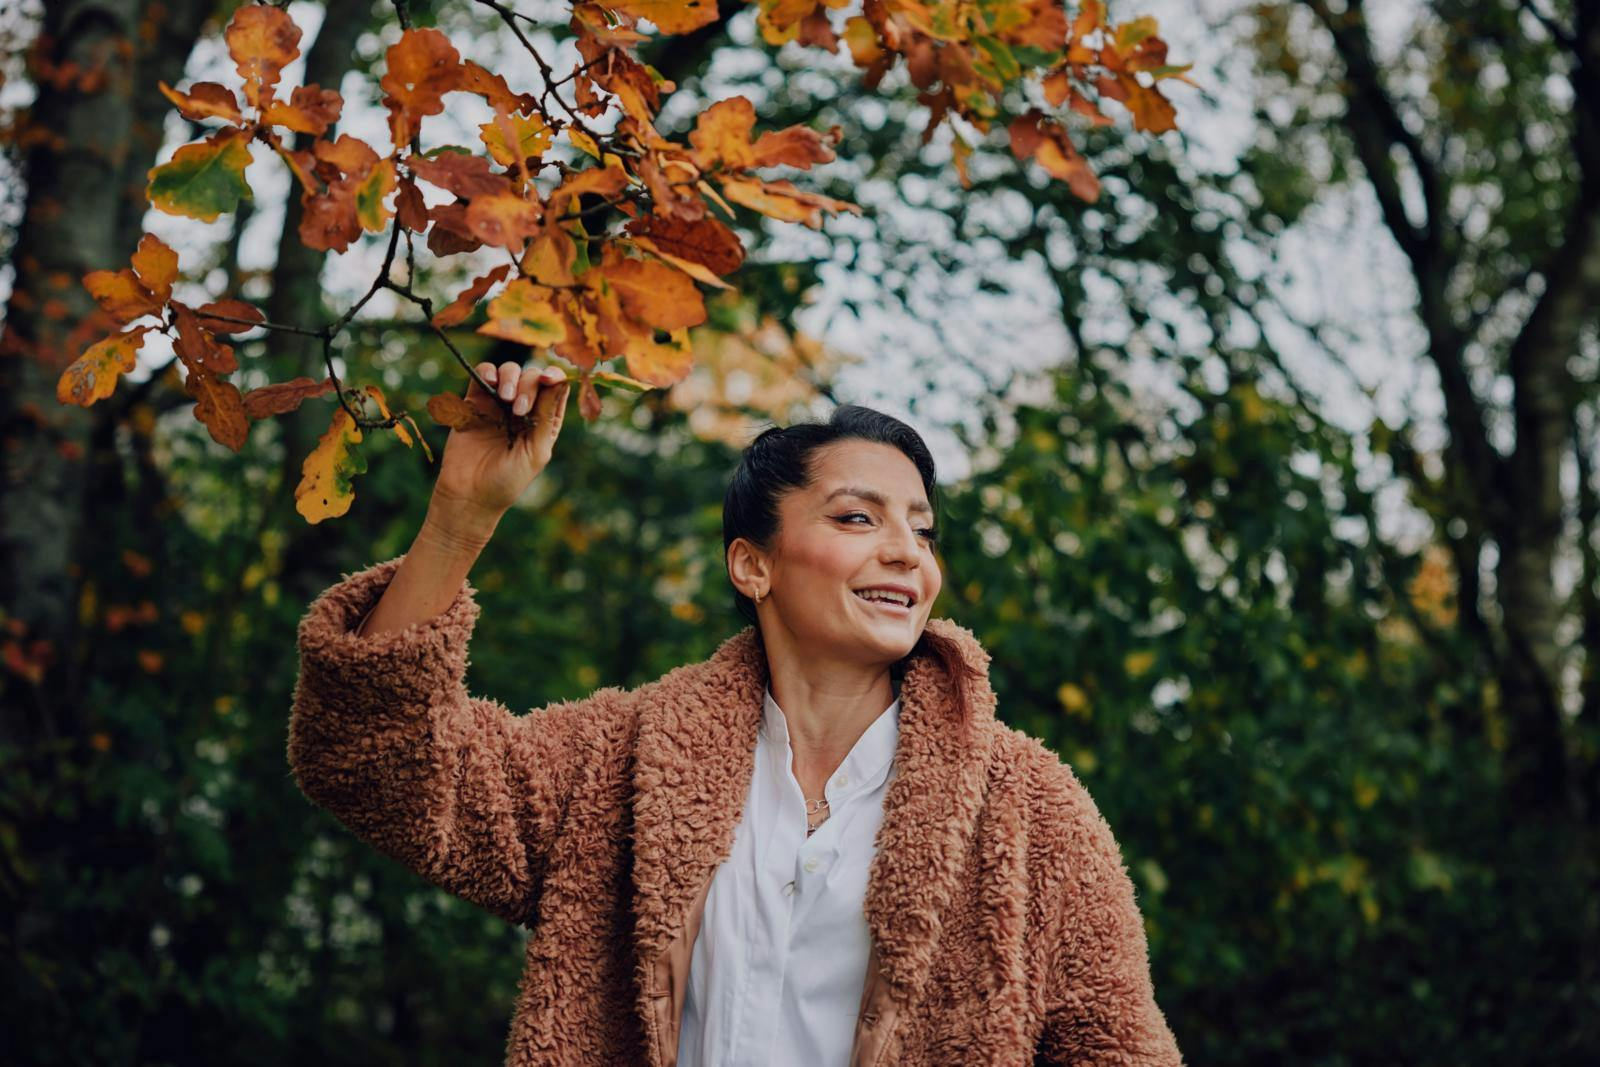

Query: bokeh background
left=2, top=0, right=1598, bottom=1063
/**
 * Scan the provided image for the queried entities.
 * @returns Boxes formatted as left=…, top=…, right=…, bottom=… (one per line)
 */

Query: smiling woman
left=287, top=389, right=1181, bottom=1066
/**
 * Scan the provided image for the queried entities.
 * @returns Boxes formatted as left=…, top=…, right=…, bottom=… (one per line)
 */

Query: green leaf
left=148, top=130, right=254, bottom=222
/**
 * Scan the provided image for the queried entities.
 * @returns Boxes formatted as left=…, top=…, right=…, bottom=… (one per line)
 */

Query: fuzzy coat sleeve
left=1035, top=775, right=1184, bottom=1066
left=287, top=555, right=609, bottom=927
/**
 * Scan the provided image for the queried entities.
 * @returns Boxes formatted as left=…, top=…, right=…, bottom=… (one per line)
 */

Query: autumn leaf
left=354, top=158, right=398, bottom=232
left=241, top=376, right=334, bottom=419
left=130, top=234, right=179, bottom=303
left=618, top=322, right=695, bottom=387
left=426, top=392, right=500, bottom=431
left=381, top=28, right=463, bottom=147
left=479, top=279, right=568, bottom=346
left=195, top=298, right=265, bottom=334
left=720, top=177, right=862, bottom=229
left=157, top=81, right=243, bottom=125
left=606, top=0, right=721, bottom=35
left=296, top=407, right=367, bottom=523
left=1009, top=110, right=1100, bottom=202
left=84, top=270, right=162, bottom=324
left=226, top=4, right=302, bottom=109
left=57, top=327, right=152, bottom=407
left=185, top=369, right=249, bottom=451
left=148, top=128, right=253, bottom=222
left=479, top=112, right=553, bottom=166
left=625, top=214, right=744, bottom=286
left=465, top=190, right=541, bottom=250
left=689, top=96, right=840, bottom=172
left=260, top=84, right=343, bottom=135
left=173, top=303, right=239, bottom=375
left=602, top=252, right=707, bottom=331
left=407, top=152, right=510, bottom=199
left=432, top=264, right=511, bottom=327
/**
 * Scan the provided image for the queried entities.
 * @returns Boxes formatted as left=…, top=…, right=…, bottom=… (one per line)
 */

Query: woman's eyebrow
left=822, top=486, right=934, bottom=515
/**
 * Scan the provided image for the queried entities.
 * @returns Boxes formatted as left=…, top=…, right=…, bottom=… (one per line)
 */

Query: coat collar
left=629, top=617, right=999, bottom=1006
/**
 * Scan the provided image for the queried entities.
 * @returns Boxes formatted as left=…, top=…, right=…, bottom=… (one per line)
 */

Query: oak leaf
left=296, top=407, right=367, bottom=522
left=185, top=369, right=249, bottom=451
left=479, top=279, right=568, bottom=347
left=431, top=264, right=511, bottom=328
left=157, top=81, right=244, bottom=125
left=241, top=376, right=334, bottom=419
left=148, top=128, right=253, bottom=222
left=226, top=4, right=301, bottom=109
left=381, top=28, right=462, bottom=147
left=56, top=327, right=152, bottom=407
left=720, top=177, right=862, bottom=229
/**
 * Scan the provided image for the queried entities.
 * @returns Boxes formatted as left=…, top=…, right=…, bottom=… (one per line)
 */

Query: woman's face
left=742, top=439, right=942, bottom=662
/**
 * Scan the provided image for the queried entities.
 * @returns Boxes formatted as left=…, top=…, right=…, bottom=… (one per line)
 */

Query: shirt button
left=803, top=857, right=821, bottom=873
left=834, top=773, right=849, bottom=788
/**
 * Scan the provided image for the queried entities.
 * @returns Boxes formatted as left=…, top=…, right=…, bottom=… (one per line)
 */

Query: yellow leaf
left=57, top=327, right=152, bottom=407
left=295, top=407, right=367, bottom=524
left=478, top=278, right=568, bottom=347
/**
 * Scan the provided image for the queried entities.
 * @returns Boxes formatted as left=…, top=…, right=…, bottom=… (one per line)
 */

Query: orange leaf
left=605, top=0, right=721, bottom=35
left=458, top=60, right=535, bottom=114
left=465, top=190, right=542, bottom=250
left=173, top=303, right=238, bottom=375
left=130, top=233, right=178, bottom=303
left=426, top=392, right=499, bottom=431
left=689, top=96, right=839, bottom=172
left=157, top=80, right=244, bottom=124
left=479, top=279, right=568, bottom=347
left=57, top=327, right=152, bottom=407
left=618, top=322, right=695, bottom=387
left=521, top=225, right=578, bottom=287
left=241, top=376, right=335, bottom=419
left=1008, top=110, right=1100, bottom=201
left=225, top=4, right=301, bottom=109
left=720, top=177, right=862, bottom=229
left=602, top=253, right=707, bottom=331
left=195, top=298, right=265, bottom=334
left=185, top=369, right=249, bottom=451
left=381, top=28, right=463, bottom=147
left=84, top=270, right=161, bottom=324
left=548, top=157, right=631, bottom=219
left=626, top=214, right=745, bottom=277
left=432, top=264, right=511, bottom=328
left=407, top=152, right=510, bottom=199
left=260, top=84, right=342, bottom=135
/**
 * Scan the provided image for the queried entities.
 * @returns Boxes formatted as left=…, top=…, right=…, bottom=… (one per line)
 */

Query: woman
left=288, top=360, right=1183, bottom=1066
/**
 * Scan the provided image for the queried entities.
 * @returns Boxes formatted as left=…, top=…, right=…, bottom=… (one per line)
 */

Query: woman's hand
left=429, top=359, right=571, bottom=533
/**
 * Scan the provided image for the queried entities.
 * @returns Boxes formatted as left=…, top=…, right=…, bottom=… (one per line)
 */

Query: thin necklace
left=804, top=795, right=829, bottom=836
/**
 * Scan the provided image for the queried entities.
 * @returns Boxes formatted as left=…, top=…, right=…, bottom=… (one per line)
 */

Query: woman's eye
left=836, top=513, right=938, bottom=543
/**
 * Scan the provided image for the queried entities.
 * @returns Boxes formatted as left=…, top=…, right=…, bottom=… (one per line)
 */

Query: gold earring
left=754, top=590, right=766, bottom=604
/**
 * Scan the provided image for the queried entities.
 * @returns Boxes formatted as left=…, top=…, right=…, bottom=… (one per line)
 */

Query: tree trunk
left=0, top=0, right=209, bottom=741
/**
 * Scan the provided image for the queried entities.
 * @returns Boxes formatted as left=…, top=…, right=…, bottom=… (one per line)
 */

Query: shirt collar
left=760, top=684, right=900, bottom=796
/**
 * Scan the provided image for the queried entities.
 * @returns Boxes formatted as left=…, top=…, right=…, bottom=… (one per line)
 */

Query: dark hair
left=721, top=404, right=982, bottom=722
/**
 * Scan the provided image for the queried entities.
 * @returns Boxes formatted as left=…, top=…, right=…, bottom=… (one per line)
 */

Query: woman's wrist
left=423, top=490, right=505, bottom=552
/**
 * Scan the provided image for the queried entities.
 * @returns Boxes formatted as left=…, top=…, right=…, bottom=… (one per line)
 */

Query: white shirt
left=675, top=682, right=901, bottom=1067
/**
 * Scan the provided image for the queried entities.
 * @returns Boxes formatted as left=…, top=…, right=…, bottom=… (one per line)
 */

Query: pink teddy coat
left=287, top=556, right=1184, bottom=1066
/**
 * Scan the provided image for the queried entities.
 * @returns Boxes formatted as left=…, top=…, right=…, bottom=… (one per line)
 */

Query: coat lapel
left=629, top=617, right=999, bottom=1064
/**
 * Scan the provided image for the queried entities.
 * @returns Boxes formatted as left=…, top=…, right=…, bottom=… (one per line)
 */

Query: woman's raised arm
left=287, top=361, right=605, bottom=926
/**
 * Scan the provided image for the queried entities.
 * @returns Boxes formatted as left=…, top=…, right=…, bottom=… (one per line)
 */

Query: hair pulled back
left=721, top=404, right=981, bottom=722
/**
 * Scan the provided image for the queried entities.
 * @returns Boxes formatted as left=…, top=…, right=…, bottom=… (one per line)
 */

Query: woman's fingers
left=496, top=360, right=521, bottom=401
left=515, top=367, right=566, bottom=415
left=532, top=367, right=568, bottom=437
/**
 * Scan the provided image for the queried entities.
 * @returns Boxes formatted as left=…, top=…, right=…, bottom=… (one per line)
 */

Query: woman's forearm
left=356, top=495, right=505, bottom=637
